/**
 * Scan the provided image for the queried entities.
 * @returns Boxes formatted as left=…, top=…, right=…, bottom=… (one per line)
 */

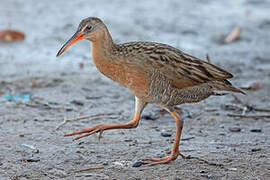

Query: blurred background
left=1, top=0, right=269, bottom=78
left=0, top=0, right=270, bottom=179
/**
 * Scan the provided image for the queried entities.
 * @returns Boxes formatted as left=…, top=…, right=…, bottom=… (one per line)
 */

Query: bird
left=56, top=17, right=244, bottom=166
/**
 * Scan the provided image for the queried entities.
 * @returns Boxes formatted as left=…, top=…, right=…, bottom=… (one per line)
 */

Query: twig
left=251, top=107, right=270, bottom=112
left=181, top=136, right=195, bottom=141
left=232, top=94, right=270, bottom=113
left=224, top=26, right=241, bottom=44
left=221, top=104, right=244, bottom=112
left=232, top=94, right=245, bottom=105
left=73, top=166, right=104, bottom=173
left=185, top=155, right=224, bottom=168
left=56, top=113, right=115, bottom=130
left=227, top=114, right=270, bottom=119
left=206, top=53, right=211, bottom=63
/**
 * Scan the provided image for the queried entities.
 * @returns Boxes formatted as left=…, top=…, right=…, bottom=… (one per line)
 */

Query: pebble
left=112, top=161, right=124, bottom=167
left=228, top=167, right=237, bottom=171
left=250, top=129, right=262, bottom=133
left=85, top=96, right=101, bottom=100
left=20, top=144, right=39, bottom=153
left=229, top=127, right=241, bottom=132
left=141, top=114, right=159, bottom=120
left=124, top=139, right=133, bottom=142
left=65, top=108, right=73, bottom=112
left=201, top=174, right=214, bottom=179
left=21, top=157, right=40, bottom=162
left=161, top=131, right=172, bottom=137
left=132, top=161, right=143, bottom=167
left=79, top=62, right=84, bottom=69
left=251, top=148, right=262, bottom=152
left=218, top=132, right=226, bottom=136
left=70, top=100, right=84, bottom=106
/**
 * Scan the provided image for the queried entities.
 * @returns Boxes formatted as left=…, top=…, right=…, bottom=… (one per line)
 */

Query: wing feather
left=121, top=42, right=233, bottom=89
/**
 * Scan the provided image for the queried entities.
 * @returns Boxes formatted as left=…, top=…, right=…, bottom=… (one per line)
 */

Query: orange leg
left=159, top=106, right=182, bottom=115
left=64, top=97, right=147, bottom=140
left=142, top=111, right=185, bottom=165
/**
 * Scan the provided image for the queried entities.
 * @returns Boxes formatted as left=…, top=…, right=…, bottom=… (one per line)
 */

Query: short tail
left=210, top=80, right=246, bottom=95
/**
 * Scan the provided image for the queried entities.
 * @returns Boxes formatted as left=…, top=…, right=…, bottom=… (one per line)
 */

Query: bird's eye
left=86, top=25, right=92, bottom=31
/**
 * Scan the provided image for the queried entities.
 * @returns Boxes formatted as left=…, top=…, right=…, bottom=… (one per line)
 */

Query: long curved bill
left=56, top=31, right=84, bottom=57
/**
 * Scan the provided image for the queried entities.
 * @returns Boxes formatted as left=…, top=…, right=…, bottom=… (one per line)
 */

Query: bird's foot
left=64, top=124, right=105, bottom=140
left=142, top=152, right=185, bottom=166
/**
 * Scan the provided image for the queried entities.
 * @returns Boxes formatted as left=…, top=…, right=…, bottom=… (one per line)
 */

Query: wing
left=121, top=42, right=233, bottom=89
left=152, top=50, right=233, bottom=89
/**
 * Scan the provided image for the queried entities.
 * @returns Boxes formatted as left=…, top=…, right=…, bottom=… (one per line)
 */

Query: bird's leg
left=142, top=110, right=185, bottom=166
left=64, top=97, right=147, bottom=140
left=159, top=106, right=182, bottom=115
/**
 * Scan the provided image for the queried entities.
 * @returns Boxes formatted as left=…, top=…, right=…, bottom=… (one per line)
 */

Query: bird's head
left=57, top=17, right=106, bottom=57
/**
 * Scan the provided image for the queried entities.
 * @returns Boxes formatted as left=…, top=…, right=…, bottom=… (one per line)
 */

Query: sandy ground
left=0, top=0, right=270, bottom=179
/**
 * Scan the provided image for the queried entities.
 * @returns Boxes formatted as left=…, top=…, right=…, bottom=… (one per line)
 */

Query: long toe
left=64, top=124, right=105, bottom=140
left=142, top=156, right=177, bottom=166
left=142, top=156, right=170, bottom=162
left=73, top=129, right=101, bottom=140
left=64, top=126, right=97, bottom=136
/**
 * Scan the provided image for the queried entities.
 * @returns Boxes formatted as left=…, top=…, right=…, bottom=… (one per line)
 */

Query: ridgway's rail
left=57, top=17, right=244, bottom=166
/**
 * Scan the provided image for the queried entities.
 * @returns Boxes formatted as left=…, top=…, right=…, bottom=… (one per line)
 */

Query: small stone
left=161, top=131, right=172, bottom=137
left=141, top=114, right=159, bottom=120
left=78, top=142, right=84, bottom=145
left=113, top=161, right=124, bottom=167
left=79, top=62, right=84, bottom=69
left=132, top=161, right=143, bottom=167
left=20, top=144, right=39, bottom=153
left=65, top=108, right=73, bottom=112
left=70, top=100, right=84, bottom=106
left=33, top=149, right=39, bottom=153
left=251, top=148, right=262, bottom=152
left=229, top=127, right=241, bottom=132
left=250, top=129, right=262, bottom=133
left=201, top=174, right=214, bottom=179
left=124, top=139, right=133, bottom=142
left=21, top=157, right=40, bottom=162
left=85, top=96, right=101, bottom=100
left=218, top=132, right=226, bottom=136
left=228, top=167, right=237, bottom=171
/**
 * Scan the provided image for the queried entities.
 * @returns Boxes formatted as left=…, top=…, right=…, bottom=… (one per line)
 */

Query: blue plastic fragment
left=3, top=93, right=30, bottom=102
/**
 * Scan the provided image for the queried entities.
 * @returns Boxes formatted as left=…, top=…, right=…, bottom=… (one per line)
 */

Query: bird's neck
left=90, top=27, right=116, bottom=62
left=90, top=27, right=121, bottom=78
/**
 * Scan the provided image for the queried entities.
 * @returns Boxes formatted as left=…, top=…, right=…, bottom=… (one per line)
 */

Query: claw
left=179, top=152, right=186, bottom=159
left=98, top=129, right=104, bottom=140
